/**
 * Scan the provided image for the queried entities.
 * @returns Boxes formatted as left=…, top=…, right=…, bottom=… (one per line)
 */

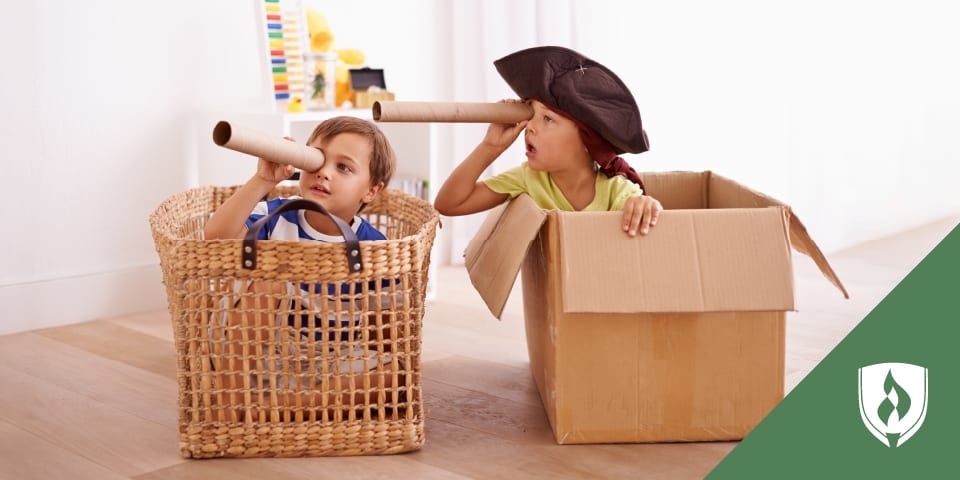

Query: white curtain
left=433, top=0, right=960, bottom=265
left=434, top=0, right=575, bottom=264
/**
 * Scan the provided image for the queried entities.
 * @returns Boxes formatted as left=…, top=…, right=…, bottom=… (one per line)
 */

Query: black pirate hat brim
left=493, top=46, right=648, bottom=154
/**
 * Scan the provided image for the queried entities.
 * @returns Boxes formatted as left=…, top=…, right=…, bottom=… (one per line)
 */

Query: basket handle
left=242, top=199, right=363, bottom=273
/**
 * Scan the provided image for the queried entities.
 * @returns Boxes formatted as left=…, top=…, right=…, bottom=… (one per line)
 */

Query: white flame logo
left=858, top=363, right=928, bottom=448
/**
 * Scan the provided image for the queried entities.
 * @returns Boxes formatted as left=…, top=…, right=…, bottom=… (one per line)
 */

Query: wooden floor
left=1, top=216, right=957, bottom=480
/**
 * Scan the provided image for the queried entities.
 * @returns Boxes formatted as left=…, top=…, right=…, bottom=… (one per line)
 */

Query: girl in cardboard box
left=434, top=46, right=661, bottom=236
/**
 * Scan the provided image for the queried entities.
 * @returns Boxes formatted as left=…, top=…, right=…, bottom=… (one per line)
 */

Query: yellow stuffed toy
left=305, top=10, right=334, bottom=52
left=306, top=10, right=366, bottom=107
left=333, top=48, right=365, bottom=107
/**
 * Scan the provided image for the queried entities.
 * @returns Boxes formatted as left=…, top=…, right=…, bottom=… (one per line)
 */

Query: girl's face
left=523, top=100, right=590, bottom=172
left=299, top=132, right=381, bottom=224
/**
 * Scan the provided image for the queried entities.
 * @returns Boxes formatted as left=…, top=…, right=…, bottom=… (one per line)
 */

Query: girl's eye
left=338, top=163, right=352, bottom=172
left=543, top=115, right=554, bottom=123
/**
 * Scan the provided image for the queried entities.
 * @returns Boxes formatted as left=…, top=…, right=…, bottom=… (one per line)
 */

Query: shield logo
left=858, top=362, right=928, bottom=448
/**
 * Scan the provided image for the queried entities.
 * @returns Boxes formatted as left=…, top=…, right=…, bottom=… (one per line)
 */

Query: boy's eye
left=543, top=115, right=554, bottom=123
left=337, top=163, right=352, bottom=173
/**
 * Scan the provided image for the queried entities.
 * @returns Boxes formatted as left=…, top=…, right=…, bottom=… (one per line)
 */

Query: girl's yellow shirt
left=483, top=162, right=643, bottom=211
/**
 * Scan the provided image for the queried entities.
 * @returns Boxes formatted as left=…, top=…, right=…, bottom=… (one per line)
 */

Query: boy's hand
left=622, top=194, right=662, bottom=236
left=255, top=136, right=297, bottom=184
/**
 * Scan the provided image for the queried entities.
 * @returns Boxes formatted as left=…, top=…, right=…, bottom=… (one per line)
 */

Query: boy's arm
left=204, top=159, right=296, bottom=240
left=433, top=118, right=526, bottom=216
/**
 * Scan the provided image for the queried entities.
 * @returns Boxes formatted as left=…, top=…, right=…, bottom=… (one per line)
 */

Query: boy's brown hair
left=306, top=116, right=396, bottom=188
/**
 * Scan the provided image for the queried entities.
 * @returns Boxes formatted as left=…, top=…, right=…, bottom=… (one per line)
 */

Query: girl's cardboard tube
left=373, top=101, right=534, bottom=124
left=212, top=121, right=325, bottom=171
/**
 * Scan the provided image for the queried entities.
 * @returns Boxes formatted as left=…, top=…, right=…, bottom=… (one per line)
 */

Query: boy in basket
left=434, top=45, right=662, bottom=236
left=204, top=116, right=402, bottom=420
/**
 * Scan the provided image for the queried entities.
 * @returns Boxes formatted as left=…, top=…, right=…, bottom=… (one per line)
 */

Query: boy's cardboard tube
left=212, top=121, right=325, bottom=171
left=372, top=101, right=534, bottom=124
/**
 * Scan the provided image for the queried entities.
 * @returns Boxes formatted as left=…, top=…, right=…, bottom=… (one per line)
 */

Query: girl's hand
left=622, top=194, right=662, bottom=236
left=255, top=136, right=297, bottom=183
left=481, top=99, right=528, bottom=151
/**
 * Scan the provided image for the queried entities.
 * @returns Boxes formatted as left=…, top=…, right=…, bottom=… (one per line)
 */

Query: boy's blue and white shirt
left=245, top=196, right=386, bottom=242
left=241, top=196, right=395, bottom=343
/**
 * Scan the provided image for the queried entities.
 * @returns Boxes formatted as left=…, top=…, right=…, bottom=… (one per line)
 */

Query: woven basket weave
left=149, top=185, right=439, bottom=458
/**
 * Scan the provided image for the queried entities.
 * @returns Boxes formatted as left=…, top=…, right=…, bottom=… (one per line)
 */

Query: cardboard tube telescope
left=212, top=121, right=325, bottom=171
left=372, top=101, right=534, bottom=124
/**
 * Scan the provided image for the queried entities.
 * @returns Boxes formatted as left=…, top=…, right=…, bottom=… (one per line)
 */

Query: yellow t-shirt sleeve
left=484, top=163, right=645, bottom=211
left=482, top=164, right=527, bottom=199
left=604, top=175, right=645, bottom=211
left=484, top=163, right=575, bottom=210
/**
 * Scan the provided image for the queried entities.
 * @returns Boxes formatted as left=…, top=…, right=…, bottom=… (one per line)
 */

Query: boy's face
left=299, top=132, right=382, bottom=222
left=524, top=100, right=588, bottom=172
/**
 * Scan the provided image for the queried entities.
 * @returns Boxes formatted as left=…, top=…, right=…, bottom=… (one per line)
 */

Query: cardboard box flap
left=708, top=172, right=849, bottom=299
left=464, top=194, right=547, bottom=319
left=785, top=215, right=849, bottom=298
left=639, top=170, right=708, bottom=209
left=558, top=208, right=796, bottom=313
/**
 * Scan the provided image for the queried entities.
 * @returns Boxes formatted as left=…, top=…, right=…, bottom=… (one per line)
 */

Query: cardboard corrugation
left=557, top=208, right=795, bottom=313
left=465, top=170, right=846, bottom=444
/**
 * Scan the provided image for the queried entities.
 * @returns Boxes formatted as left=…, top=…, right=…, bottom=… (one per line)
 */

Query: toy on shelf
left=259, top=0, right=307, bottom=111
left=286, top=96, right=306, bottom=113
left=305, top=9, right=333, bottom=52
left=259, top=2, right=386, bottom=111
left=334, top=48, right=366, bottom=107
left=303, top=9, right=337, bottom=109
left=304, top=52, right=337, bottom=110
left=349, top=67, right=395, bottom=109
left=303, top=9, right=373, bottom=108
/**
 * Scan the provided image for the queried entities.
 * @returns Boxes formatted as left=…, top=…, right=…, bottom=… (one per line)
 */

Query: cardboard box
left=464, top=170, right=847, bottom=444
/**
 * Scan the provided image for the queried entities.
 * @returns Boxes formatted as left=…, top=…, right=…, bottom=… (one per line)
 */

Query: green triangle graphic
left=708, top=223, right=960, bottom=479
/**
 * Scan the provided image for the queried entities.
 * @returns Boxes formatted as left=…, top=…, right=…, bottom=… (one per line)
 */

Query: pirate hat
left=493, top=46, right=649, bottom=154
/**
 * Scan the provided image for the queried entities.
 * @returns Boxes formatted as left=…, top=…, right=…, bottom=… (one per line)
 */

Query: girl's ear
left=363, top=181, right=384, bottom=203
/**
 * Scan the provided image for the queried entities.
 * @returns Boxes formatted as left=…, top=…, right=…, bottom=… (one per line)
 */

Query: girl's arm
left=434, top=112, right=526, bottom=216
left=433, top=143, right=513, bottom=216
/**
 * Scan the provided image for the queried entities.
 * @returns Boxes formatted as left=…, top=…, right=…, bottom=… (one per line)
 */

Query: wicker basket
left=149, top=185, right=439, bottom=458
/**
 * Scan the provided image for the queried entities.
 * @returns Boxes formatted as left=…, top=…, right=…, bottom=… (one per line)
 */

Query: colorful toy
left=304, top=9, right=367, bottom=107
left=286, top=96, right=306, bottom=113
left=261, top=0, right=307, bottom=104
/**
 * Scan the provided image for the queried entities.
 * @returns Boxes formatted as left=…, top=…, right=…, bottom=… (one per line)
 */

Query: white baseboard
left=0, top=264, right=168, bottom=336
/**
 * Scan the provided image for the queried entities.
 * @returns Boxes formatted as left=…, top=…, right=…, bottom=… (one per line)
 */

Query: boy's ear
left=363, top=181, right=385, bottom=203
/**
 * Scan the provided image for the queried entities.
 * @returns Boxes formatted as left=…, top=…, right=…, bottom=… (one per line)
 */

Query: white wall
left=0, top=0, right=439, bottom=335
left=574, top=0, right=960, bottom=254
left=0, top=1, right=258, bottom=334
left=1, top=0, right=957, bottom=334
